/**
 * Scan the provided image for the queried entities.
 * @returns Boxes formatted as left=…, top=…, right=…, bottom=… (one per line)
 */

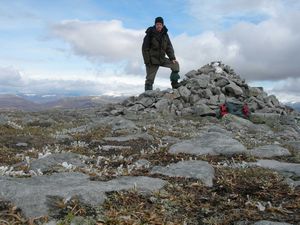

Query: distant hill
left=0, top=94, right=125, bottom=111
left=0, top=94, right=42, bottom=111
left=43, top=96, right=125, bottom=109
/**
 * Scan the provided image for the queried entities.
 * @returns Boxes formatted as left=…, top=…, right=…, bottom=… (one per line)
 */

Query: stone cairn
left=110, top=61, right=294, bottom=117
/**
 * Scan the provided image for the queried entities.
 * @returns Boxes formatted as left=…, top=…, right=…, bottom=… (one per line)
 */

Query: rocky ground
left=0, top=62, right=299, bottom=225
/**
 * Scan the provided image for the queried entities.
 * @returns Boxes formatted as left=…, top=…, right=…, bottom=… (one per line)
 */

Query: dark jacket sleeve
left=142, top=32, right=151, bottom=65
left=165, top=34, right=176, bottom=61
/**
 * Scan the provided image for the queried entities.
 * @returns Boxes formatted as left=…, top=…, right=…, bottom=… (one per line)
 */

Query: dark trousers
left=145, top=58, right=180, bottom=86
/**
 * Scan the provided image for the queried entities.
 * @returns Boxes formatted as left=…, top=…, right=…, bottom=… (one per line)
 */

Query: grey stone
left=104, top=117, right=139, bottom=134
left=122, top=96, right=136, bottom=107
left=138, top=97, right=154, bottom=107
left=169, top=131, right=246, bottom=156
left=204, top=88, right=213, bottom=99
left=151, top=160, right=215, bottom=187
left=172, top=89, right=181, bottom=99
left=185, top=70, right=198, bottom=78
left=110, top=108, right=124, bottom=116
left=249, top=145, right=291, bottom=158
left=215, top=77, right=230, bottom=87
left=253, top=220, right=292, bottom=225
left=0, top=172, right=167, bottom=218
left=103, top=133, right=154, bottom=142
left=211, top=86, right=222, bottom=95
left=198, top=65, right=214, bottom=74
left=178, top=86, right=191, bottom=102
left=284, top=177, right=300, bottom=188
left=250, top=113, right=281, bottom=124
left=285, top=141, right=300, bottom=153
left=189, top=94, right=201, bottom=104
left=247, top=97, right=266, bottom=110
left=127, top=103, right=145, bottom=111
left=225, top=82, right=244, bottom=96
left=173, top=99, right=184, bottom=110
left=223, top=114, right=255, bottom=128
left=181, top=107, right=194, bottom=116
left=255, top=159, right=300, bottom=177
left=161, top=136, right=181, bottom=145
left=30, top=153, right=86, bottom=173
left=195, top=75, right=210, bottom=88
left=248, top=87, right=263, bottom=97
left=206, top=125, right=233, bottom=136
left=276, top=127, right=300, bottom=140
left=207, top=95, right=219, bottom=105
left=155, top=99, right=170, bottom=113
left=219, top=93, right=226, bottom=103
left=264, top=95, right=280, bottom=108
left=194, top=103, right=216, bottom=116
left=222, top=114, right=275, bottom=136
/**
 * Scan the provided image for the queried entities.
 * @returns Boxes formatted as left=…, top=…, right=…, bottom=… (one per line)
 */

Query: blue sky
left=1, top=0, right=300, bottom=102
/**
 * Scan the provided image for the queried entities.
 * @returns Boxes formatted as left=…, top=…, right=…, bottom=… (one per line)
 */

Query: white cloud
left=51, top=20, right=145, bottom=73
left=0, top=67, right=24, bottom=87
left=173, top=32, right=239, bottom=74
left=187, top=0, right=299, bottom=27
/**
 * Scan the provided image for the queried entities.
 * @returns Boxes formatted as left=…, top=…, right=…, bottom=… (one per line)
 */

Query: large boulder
left=178, top=86, right=191, bottom=102
left=225, top=82, right=244, bottom=96
left=247, top=87, right=263, bottom=97
left=215, top=77, right=230, bottom=87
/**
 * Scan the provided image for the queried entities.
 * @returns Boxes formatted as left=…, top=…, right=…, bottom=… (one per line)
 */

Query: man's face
left=155, top=23, right=163, bottom=32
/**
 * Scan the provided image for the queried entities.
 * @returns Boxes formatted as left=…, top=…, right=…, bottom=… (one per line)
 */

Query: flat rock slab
left=249, top=145, right=291, bottom=158
left=151, top=160, right=215, bottom=187
left=255, top=159, right=300, bottom=177
left=169, top=132, right=246, bottom=156
left=285, top=141, right=300, bottom=153
left=223, top=114, right=273, bottom=134
left=103, top=133, right=154, bottom=142
left=0, top=172, right=167, bottom=218
left=253, top=221, right=292, bottom=225
left=30, top=152, right=86, bottom=173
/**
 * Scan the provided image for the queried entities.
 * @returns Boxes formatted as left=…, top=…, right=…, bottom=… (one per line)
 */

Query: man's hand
left=172, top=60, right=177, bottom=64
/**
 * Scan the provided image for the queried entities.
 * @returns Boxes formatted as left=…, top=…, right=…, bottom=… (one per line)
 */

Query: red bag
left=220, top=103, right=228, bottom=117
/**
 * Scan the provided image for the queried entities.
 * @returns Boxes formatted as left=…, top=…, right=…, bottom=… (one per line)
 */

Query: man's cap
left=155, top=17, right=164, bottom=25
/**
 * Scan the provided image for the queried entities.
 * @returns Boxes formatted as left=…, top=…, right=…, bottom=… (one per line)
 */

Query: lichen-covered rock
left=249, top=145, right=291, bottom=158
left=151, top=160, right=215, bottom=187
left=169, top=131, right=246, bottom=156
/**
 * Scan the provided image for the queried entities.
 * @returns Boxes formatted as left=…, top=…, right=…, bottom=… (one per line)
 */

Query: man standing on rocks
left=142, top=16, right=181, bottom=91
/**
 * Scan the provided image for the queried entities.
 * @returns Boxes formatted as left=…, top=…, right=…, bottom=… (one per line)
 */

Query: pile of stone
left=109, top=61, right=294, bottom=117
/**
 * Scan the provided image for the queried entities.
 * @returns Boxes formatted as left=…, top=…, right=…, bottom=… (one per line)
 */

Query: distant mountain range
left=0, top=94, right=125, bottom=111
left=286, top=102, right=300, bottom=112
left=1, top=93, right=299, bottom=112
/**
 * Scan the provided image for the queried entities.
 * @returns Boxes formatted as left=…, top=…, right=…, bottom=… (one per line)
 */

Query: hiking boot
left=170, top=72, right=180, bottom=82
left=171, top=81, right=181, bottom=89
left=145, top=84, right=153, bottom=91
